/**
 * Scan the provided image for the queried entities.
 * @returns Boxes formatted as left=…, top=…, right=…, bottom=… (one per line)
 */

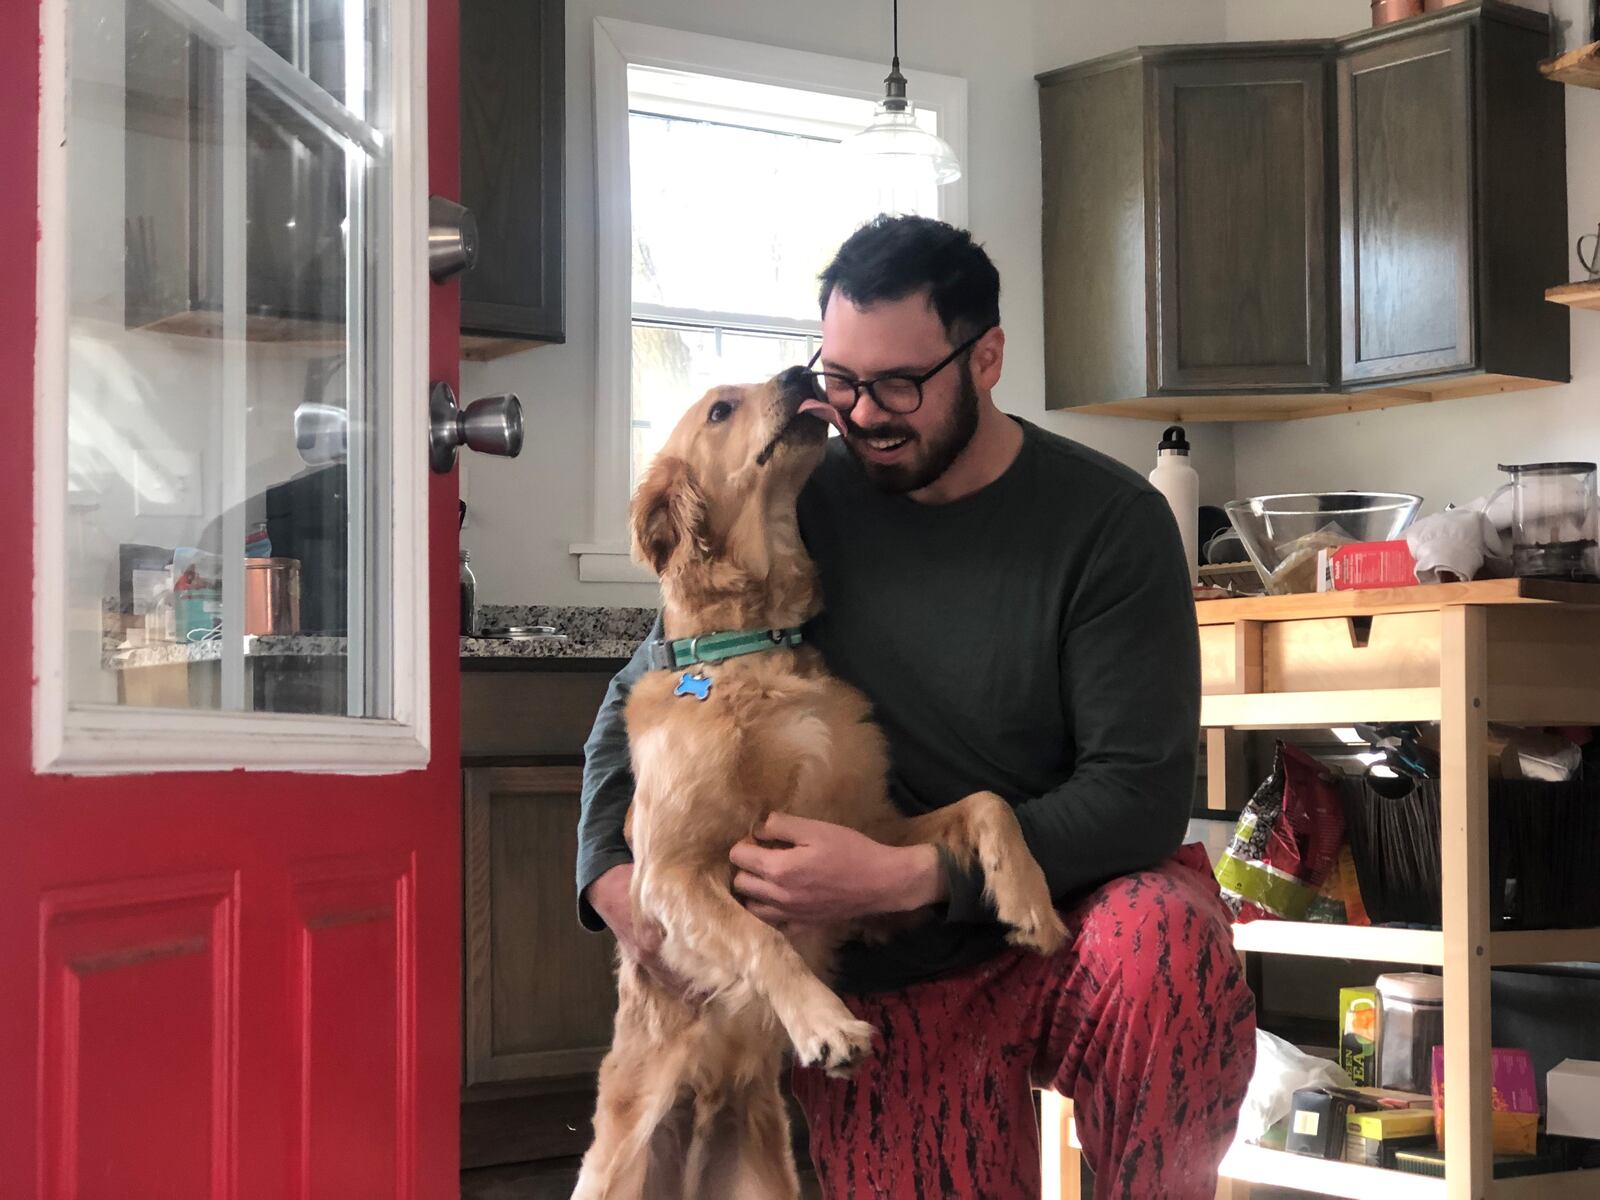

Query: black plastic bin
left=1342, top=774, right=1600, bottom=929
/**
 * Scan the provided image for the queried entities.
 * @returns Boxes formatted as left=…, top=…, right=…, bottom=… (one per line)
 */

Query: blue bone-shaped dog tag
left=674, top=671, right=712, bottom=701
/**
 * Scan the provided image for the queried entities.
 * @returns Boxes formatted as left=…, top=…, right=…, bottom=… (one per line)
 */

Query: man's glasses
left=805, top=326, right=993, bottom=416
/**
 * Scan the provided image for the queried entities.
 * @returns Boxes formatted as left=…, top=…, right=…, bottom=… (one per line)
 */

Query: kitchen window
left=575, top=20, right=967, bottom=582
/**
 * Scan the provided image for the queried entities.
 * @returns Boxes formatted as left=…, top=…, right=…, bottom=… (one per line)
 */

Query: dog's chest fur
left=624, top=649, right=898, bottom=852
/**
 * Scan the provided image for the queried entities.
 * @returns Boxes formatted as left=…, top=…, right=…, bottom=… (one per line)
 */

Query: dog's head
left=631, top=367, right=841, bottom=611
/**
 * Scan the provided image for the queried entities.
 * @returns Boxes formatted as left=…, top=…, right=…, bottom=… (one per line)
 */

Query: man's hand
left=729, top=813, right=949, bottom=927
left=584, top=863, right=701, bottom=1000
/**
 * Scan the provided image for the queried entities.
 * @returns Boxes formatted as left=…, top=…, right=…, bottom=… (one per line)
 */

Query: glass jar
left=1495, top=462, right=1600, bottom=582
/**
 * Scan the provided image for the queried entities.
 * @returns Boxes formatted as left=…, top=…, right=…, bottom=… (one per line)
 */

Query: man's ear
left=630, top=456, right=710, bottom=574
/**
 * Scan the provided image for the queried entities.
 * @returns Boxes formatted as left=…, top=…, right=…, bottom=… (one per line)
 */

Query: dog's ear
left=631, top=455, right=710, bottom=574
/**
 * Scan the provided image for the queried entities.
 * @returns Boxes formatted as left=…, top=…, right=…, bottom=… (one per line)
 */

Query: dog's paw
left=790, top=1010, right=876, bottom=1078
left=1005, top=905, right=1068, bottom=957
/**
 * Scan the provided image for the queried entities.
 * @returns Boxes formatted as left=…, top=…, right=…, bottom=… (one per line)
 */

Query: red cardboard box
left=1317, top=541, right=1417, bottom=592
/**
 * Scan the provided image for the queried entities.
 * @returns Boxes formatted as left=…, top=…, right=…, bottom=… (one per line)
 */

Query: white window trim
left=32, top=0, right=431, bottom=774
left=573, top=18, right=969, bottom=584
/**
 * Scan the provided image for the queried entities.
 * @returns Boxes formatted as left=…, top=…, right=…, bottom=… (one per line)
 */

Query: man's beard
left=843, top=363, right=981, bottom=494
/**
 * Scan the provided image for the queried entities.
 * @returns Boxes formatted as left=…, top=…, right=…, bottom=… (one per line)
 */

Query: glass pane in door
left=64, top=0, right=390, bottom=719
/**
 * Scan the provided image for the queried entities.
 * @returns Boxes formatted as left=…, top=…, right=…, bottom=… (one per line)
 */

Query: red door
left=1, top=0, right=462, bottom=1194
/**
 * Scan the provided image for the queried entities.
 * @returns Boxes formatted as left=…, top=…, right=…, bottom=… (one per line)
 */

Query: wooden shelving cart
left=1047, top=580, right=1600, bottom=1200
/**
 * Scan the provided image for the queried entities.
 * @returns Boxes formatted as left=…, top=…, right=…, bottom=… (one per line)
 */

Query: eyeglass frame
left=804, top=325, right=995, bottom=415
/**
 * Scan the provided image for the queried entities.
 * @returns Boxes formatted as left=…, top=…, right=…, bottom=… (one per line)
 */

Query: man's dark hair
left=817, top=214, right=1000, bottom=342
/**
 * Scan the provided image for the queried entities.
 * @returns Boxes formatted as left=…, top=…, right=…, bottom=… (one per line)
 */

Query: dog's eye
left=707, top=400, right=735, bottom=424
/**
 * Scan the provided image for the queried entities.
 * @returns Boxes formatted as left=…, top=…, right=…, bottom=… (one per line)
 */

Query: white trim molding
left=33, top=0, right=431, bottom=774
left=574, top=18, right=969, bottom=580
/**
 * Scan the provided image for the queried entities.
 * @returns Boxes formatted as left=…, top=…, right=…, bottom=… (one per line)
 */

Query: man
left=577, top=215, right=1255, bottom=1198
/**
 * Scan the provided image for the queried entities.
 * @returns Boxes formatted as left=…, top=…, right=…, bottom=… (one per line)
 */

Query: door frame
left=31, top=0, right=433, bottom=775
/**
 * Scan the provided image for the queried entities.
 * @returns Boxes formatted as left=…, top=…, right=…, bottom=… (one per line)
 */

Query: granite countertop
left=461, top=605, right=653, bottom=665
left=106, top=635, right=349, bottom=670
left=106, top=605, right=657, bottom=671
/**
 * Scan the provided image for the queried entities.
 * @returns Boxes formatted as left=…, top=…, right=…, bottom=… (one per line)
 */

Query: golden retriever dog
left=573, top=367, right=1066, bottom=1200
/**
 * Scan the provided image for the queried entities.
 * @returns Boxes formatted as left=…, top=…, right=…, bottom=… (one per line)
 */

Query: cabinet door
left=1338, top=26, right=1474, bottom=384
left=464, top=766, right=617, bottom=1086
left=460, top=0, right=565, bottom=347
left=1152, top=54, right=1331, bottom=392
left=1040, top=63, right=1148, bottom=410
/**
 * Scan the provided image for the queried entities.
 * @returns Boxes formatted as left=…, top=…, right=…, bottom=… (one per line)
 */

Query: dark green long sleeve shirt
left=575, top=418, right=1201, bottom=993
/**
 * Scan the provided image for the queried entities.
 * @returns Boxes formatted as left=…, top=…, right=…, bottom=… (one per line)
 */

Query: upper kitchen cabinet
left=459, top=0, right=566, bottom=359
left=1153, top=53, right=1331, bottom=396
left=1337, top=6, right=1568, bottom=393
left=1037, top=0, right=1569, bottom=421
left=1039, top=46, right=1333, bottom=418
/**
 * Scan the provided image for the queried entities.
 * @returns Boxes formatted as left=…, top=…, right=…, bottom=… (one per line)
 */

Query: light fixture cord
left=892, top=0, right=899, bottom=69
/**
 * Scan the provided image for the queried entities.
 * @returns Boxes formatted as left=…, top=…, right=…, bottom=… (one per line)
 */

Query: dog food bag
left=1216, top=742, right=1347, bottom=923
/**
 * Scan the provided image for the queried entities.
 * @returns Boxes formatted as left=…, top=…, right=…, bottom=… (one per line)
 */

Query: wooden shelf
left=1234, top=921, right=1443, bottom=964
left=1194, top=577, right=1600, bottom=625
left=1069, top=374, right=1562, bottom=423
left=1539, top=39, right=1600, bottom=89
left=1496, top=1169, right=1600, bottom=1198
left=1220, top=1145, right=1600, bottom=1199
left=1218, top=1143, right=1444, bottom=1199
left=460, top=332, right=557, bottom=361
left=134, top=308, right=345, bottom=347
left=1234, top=922, right=1600, bottom=966
left=1491, top=927, right=1600, bottom=966
left=1545, top=280, right=1600, bottom=311
left=1202, top=687, right=1441, bottom=729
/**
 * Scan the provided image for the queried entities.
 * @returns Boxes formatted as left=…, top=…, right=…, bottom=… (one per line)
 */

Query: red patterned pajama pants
left=792, top=843, right=1256, bottom=1199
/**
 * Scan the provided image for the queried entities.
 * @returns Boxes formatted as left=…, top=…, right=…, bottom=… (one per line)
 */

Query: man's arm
left=942, top=491, right=1201, bottom=922
left=575, top=614, right=662, bottom=930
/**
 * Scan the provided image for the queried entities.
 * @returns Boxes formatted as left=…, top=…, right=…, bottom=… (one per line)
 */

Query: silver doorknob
left=430, top=382, right=524, bottom=473
left=428, top=195, right=479, bottom=281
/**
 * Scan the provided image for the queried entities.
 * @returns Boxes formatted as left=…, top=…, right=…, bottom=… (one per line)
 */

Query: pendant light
left=843, top=0, right=962, bottom=185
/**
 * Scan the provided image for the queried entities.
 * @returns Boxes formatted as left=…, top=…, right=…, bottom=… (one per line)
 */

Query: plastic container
left=1376, top=972, right=1444, bottom=1093
left=1149, top=425, right=1199, bottom=585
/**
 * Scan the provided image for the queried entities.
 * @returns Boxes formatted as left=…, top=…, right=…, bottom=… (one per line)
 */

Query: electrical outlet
left=134, top=448, right=202, bottom=517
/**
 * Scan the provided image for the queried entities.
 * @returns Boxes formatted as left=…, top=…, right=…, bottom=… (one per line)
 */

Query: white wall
left=1227, top=0, right=1600, bottom=512
left=460, top=0, right=1234, bottom=607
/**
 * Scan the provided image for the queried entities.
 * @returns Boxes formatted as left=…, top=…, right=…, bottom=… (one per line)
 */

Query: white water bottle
left=1149, top=425, right=1199, bottom=585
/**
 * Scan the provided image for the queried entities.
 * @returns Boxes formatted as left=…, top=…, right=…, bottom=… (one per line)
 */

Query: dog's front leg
left=637, top=865, right=875, bottom=1076
left=892, top=792, right=1068, bottom=956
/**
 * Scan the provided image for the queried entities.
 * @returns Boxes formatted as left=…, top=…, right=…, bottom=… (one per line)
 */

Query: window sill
left=570, top=544, right=657, bottom=585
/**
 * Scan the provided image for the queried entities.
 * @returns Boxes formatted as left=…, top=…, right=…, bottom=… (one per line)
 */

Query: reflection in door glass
left=64, top=0, right=390, bottom=719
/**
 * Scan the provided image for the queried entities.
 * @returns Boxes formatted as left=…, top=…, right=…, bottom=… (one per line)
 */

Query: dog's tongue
left=798, top=397, right=846, bottom=434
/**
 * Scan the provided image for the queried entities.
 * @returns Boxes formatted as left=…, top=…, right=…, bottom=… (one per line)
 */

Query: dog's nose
left=777, top=364, right=819, bottom=406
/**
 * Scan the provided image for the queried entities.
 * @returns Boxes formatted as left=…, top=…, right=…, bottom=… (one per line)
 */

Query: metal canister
left=245, top=558, right=302, bottom=636
left=1372, top=0, right=1423, bottom=25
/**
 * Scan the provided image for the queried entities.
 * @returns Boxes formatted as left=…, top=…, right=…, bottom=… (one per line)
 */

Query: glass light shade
left=842, top=100, right=961, bottom=184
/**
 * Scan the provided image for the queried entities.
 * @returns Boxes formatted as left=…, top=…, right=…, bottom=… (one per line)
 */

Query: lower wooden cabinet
left=462, top=765, right=618, bottom=1088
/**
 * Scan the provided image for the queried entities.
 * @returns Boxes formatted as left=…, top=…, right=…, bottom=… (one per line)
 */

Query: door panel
left=1154, top=54, right=1330, bottom=391
left=291, top=855, right=412, bottom=1200
left=3, top=1, right=461, bottom=1197
left=40, top=875, right=236, bottom=1200
left=1339, top=26, right=1475, bottom=383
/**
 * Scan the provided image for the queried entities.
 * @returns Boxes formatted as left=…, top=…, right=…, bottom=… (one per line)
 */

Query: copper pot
left=1423, top=0, right=1467, bottom=10
left=245, top=558, right=302, bottom=636
left=1373, top=0, right=1424, bottom=24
